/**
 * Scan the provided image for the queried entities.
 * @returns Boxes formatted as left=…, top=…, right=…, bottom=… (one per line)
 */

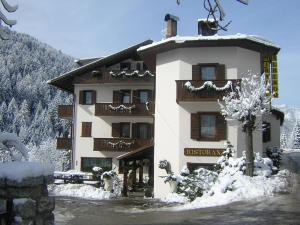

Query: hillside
left=0, top=28, right=76, bottom=146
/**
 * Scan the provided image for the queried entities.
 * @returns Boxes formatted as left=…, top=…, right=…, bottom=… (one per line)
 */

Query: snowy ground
left=166, top=169, right=292, bottom=210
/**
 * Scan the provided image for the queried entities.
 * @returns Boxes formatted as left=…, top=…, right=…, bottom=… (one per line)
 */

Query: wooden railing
left=94, top=138, right=153, bottom=152
left=95, top=102, right=155, bottom=116
left=58, top=105, right=73, bottom=119
left=57, top=138, right=72, bottom=150
left=176, top=80, right=239, bottom=102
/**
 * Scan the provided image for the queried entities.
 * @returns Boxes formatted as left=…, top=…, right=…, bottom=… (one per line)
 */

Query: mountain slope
left=0, top=28, right=76, bottom=145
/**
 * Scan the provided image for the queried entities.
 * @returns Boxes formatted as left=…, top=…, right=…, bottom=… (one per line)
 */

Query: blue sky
left=7, top=0, right=300, bottom=106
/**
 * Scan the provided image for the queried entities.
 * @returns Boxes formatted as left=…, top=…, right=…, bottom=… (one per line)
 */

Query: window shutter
left=192, top=65, right=200, bottom=80
left=132, top=123, right=138, bottom=138
left=82, top=122, right=92, bottom=137
left=150, top=123, right=154, bottom=138
left=92, top=90, right=97, bottom=104
left=263, top=122, right=271, bottom=143
left=132, top=90, right=139, bottom=103
left=113, top=91, right=122, bottom=103
left=79, top=91, right=84, bottom=104
left=147, top=90, right=154, bottom=102
left=191, top=113, right=200, bottom=139
left=216, top=64, right=225, bottom=80
left=216, top=114, right=227, bottom=140
left=111, top=123, right=120, bottom=137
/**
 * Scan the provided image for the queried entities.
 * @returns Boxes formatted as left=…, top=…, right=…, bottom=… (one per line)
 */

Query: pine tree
left=280, top=133, right=287, bottom=149
left=292, top=120, right=300, bottom=149
left=0, top=102, right=8, bottom=131
left=6, top=97, right=18, bottom=133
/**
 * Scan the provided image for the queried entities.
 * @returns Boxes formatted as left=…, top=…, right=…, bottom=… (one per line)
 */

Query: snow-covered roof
left=47, top=40, right=153, bottom=92
left=138, top=34, right=280, bottom=52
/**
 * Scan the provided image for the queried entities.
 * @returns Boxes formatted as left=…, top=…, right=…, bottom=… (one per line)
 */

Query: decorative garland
left=109, top=70, right=155, bottom=78
left=184, top=81, right=233, bottom=92
left=107, top=140, right=135, bottom=149
left=108, top=104, right=136, bottom=113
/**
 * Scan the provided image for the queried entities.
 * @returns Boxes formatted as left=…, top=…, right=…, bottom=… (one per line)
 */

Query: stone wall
left=0, top=175, right=55, bottom=225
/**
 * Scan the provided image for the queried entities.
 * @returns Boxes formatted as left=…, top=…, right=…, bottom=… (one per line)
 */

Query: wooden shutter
left=150, top=123, right=154, bottom=138
left=216, top=114, right=227, bottom=140
left=113, top=91, right=122, bottom=103
left=132, top=123, right=138, bottom=138
left=92, top=90, right=96, bottom=104
left=147, top=90, right=153, bottom=102
left=192, top=65, right=200, bottom=80
left=112, top=123, right=120, bottom=137
left=79, top=91, right=84, bottom=104
left=132, top=90, right=139, bottom=103
left=81, top=122, right=92, bottom=137
left=191, top=113, right=200, bottom=139
left=216, top=64, right=225, bottom=80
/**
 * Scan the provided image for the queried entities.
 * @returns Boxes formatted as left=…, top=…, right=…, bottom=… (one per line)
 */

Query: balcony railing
left=176, top=80, right=239, bottom=102
left=86, top=70, right=155, bottom=84
left=94, top=138, right=153, bottom=152
left=95, top=102, right=155, bottom=117
left=58, top=105, right=73, bottom=119
left=57, top=138, right=72, bottom=150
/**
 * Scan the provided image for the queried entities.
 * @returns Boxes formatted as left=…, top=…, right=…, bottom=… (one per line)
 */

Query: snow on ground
left=48, top=184, right=115, bottom=200
left=283, top=148, right=300, bottom=153
left=160, top=169, right=293, bottom=211
left=0, top=162, right=53, bottom=182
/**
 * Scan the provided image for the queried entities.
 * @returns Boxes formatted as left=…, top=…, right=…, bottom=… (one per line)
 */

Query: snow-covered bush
left=266, top=147, right=282, bottom=172
left=92, top=166, right=103, bottom=180
left=101, top=170, right=122, bottom=195
left=177, top=167, right=218, bottom=201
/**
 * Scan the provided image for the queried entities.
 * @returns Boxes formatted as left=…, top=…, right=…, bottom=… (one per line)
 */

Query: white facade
left=153, top=47, right=264, bottom=198
left=73, top=84, right=154, bottom=171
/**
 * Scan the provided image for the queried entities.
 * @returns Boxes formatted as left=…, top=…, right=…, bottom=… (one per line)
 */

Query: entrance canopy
left=117, top=145, right=153, bottom=162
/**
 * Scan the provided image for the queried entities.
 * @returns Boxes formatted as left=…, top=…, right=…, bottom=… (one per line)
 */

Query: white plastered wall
left=73, top=84, right=154, bottom=171
left=154, top=46, right=263, bottom=198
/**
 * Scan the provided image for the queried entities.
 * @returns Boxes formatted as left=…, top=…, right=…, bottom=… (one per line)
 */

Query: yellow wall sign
left=184, top=148, right=224, bottom=157
left=264, top=55, right=279, bottom=98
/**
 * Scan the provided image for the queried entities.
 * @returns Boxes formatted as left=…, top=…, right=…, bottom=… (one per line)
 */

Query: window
left=120, top=62, right=131, bottom=70
left=81, top=157, right=112, bottom=172
left=83, top=91, right=93, bottom=104
left=191, top=112, right=227, bottom=141
left=192, top=64, right=225, bottom=81
left=263, top=122, right=271, bottom=143
left=81, top=122, right=92, bottom=137
left=79, top=90, right=95, bottom=105
left=120, top=123, right=130, bottom=138
left=139, top=91, right=149, bottom=103
left=122, top=90, right=131, bottom=103
left=201, top=115, right=216, bottom=138
left=201, top=66, right=216, bottom=80
left=138, top=123, right=150, bottom=139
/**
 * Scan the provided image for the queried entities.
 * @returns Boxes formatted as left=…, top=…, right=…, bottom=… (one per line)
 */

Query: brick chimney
left=164, top=14, right=179, bottom=38
left=198, top=19, right=218, bottom=36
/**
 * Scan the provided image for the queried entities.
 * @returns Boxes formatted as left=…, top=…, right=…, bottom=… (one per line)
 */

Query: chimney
left=198, top=19, right=218, bottom=36
left=164, top=14, right=179, bottom=38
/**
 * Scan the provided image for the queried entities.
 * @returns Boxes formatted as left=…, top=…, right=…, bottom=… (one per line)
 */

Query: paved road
left=54, top=152, right=300, bottom=225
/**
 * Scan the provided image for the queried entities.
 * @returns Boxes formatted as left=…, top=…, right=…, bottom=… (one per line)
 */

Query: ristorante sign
left=184, top=148, right=224, bottom=157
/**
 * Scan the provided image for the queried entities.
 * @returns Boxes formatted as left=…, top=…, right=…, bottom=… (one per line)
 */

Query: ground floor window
left=81, top=157, right=112, bottom=172
left=186, top=163, right=215, bottom=172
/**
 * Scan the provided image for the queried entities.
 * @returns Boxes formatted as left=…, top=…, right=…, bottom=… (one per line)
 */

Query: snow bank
left=48, top=184, right=115, bottom=200
left=0, top=162, right=53, bottom=182
left=179, top=169, right=292, bottom=210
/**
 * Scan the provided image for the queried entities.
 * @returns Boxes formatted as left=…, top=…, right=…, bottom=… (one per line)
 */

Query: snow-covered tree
left=28, top=139, right=70, bottom=171
left=280, top=133, right=287, bottom=149
left=219, top=73, right=272, bottom=176
left=292, top=120, right=300, bottom=149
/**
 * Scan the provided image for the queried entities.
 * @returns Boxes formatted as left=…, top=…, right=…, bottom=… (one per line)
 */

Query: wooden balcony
left=57, top=138, right=72, bottom=150
left=94, top=138, right=153, bottom=152
left=95, top=102, right=155, bottom=117
left=58, top=105, right=73, bottom=119
left=75, top=70, right=155, bottom=85
left=176, top=80, right=239, bottom=102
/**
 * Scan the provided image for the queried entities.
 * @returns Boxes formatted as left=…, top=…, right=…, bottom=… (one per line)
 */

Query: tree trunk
left=245, top=124, right=254, bottom=177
